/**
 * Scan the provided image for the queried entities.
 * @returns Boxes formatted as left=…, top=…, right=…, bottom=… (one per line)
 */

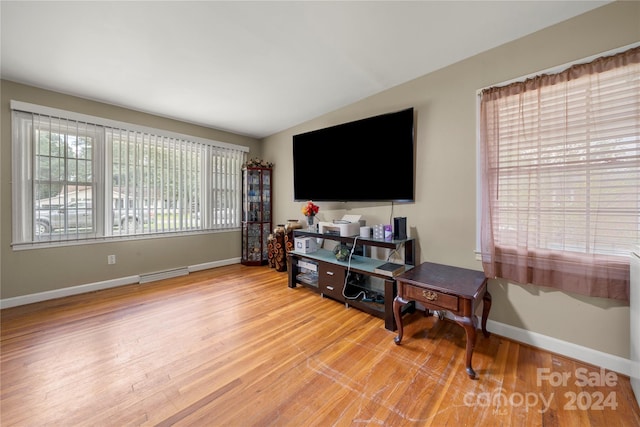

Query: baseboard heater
left=139, top=267, right=189, bottom=284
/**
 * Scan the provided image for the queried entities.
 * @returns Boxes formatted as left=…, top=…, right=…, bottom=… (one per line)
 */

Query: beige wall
left=262, top=1, right=640, bottom=358
left=0, top=80, right=262, bottom=299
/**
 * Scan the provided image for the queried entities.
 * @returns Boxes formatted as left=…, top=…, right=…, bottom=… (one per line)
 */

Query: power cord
left=389, top=201, right=394, bottom=228
left=342, top=235, right=367, bottom=300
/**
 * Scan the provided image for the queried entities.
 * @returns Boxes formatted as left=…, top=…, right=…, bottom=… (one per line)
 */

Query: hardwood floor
left=1, top=264, right=639, bottom=426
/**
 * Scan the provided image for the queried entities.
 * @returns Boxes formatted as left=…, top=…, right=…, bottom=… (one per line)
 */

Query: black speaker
left=393, top=217, right=407, bottom=240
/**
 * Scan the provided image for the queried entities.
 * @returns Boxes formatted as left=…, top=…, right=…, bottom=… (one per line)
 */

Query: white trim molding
left=486, top=319, right=633, bottom=377
left=10, top=100, right=250, bottom=152
left=420, top=308, right=631, bottom=377
left=0, top=258, right=240, bottom=309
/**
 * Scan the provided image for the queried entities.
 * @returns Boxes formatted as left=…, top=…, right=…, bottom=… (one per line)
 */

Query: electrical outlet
left=107, top=254, right=116, bottom=264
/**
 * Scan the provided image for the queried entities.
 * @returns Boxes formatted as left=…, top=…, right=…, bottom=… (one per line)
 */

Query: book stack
left=374, top=262, right=405, bottom=277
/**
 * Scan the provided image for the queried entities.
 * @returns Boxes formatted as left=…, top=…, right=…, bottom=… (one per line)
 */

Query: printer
left=318, top=215, right=362, bottom=237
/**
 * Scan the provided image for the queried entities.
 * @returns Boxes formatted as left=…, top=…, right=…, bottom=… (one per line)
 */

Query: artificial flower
left=301, top=201, right=319, bottom=217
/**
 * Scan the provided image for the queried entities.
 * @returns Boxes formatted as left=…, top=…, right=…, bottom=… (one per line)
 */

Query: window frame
left=476, top=42, right=640, bottom=256
left=11, top=101, right=249, bottom=250
left=475, top=43, right=640, bottom=300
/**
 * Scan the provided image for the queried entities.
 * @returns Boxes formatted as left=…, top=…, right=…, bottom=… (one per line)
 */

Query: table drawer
left=319, top=263, right=344, bottom=286
left=320, top=282, right=344, bottom=301
left=319, top=263, right=345, bottom=300
left=404, top=284, right=458, bottom=311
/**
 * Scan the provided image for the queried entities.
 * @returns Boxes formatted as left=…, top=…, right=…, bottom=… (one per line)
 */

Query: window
left=12, top=102, right=248, bottom=248
left=479, top=46, right=640, bottom=300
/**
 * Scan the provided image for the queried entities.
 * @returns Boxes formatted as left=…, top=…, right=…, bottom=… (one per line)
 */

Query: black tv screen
left=292, top=108, right=415, bottom=202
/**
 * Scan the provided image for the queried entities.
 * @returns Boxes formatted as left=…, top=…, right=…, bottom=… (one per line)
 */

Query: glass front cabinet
left=241, top=166, right=272, bottom=265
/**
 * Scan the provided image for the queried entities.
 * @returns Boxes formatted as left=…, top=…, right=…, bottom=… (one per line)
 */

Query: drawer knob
left=422, top=290, right=438, bottom=301
left=327, top=286, right=334, bottom=291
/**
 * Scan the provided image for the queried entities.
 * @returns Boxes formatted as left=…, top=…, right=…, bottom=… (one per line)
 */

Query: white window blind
left=11, top=102, right=247, bottom=247
left=479, top=46, right=640, bottom=300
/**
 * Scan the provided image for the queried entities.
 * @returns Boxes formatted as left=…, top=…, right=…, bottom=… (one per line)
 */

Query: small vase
left=307, top=215, right=315, bottom=231
left=286, top=219, right=302, bottom=231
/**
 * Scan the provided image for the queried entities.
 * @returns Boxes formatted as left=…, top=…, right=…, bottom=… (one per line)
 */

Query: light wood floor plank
left=1, top=264, right=638, bottom=426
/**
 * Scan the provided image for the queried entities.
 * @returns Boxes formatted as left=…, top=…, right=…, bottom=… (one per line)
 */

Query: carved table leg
left=393, top=296, right=407, bottom=345
left=482, top=290, right=492, bottom=338
left=456, top=315, right=478, bottom=379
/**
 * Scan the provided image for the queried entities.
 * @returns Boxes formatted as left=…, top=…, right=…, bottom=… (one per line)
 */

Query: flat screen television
left=292, top=107, right=415, bottom=202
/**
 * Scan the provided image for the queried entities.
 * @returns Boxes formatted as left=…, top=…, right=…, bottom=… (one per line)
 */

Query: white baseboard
left=189, top=258, right=240, bottom=272
left=0, top=275, right=139, bottom=309
left=0, top=257, right=240, bottom=309
left=425, top=309, right=632, bottom=377
left=486, top=319, right=633, bottom=377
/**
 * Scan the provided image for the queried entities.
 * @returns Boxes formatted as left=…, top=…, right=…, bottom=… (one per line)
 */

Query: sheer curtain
left=479, top=46, right=640, bottom=301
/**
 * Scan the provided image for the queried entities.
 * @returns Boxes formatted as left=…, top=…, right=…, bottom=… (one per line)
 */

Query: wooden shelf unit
left=287, top=230, right=416, bottom=330
left=241, top=166, right=272, bottom=266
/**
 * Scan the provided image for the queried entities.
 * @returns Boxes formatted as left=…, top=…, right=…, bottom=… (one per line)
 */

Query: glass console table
left=287, top=230, right=416, bottom=331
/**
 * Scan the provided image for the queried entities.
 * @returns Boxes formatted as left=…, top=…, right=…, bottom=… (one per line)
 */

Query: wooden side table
left=393, top=262, right=492, bottom=379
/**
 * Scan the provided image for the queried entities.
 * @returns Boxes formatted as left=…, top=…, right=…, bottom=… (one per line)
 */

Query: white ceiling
left=1, top=1, right=609, bottom=139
